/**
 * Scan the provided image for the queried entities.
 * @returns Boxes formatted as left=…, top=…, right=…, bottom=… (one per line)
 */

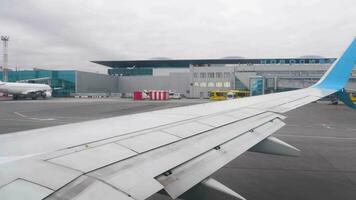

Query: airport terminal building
left=94, top=57, right=356, bottom=98
left=2, top=57, right=356, bottom=98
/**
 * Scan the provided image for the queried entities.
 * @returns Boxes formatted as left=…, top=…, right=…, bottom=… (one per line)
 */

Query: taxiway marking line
left=14, top=111, right=55, bottom=121
left=14, top=112, right=27, bottom=118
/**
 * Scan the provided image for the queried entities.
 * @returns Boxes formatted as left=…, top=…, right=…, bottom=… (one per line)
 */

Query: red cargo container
left=149, top=90, right=169, bottom=100
left=133, top=91, right=143, bottom=100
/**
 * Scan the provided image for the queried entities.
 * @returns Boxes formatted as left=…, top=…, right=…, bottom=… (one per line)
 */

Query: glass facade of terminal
left=108, top=68, right=153, bottom=76
left=105, top=58, right=337, bottom=76
left=0, top=70, right=76, bottom=97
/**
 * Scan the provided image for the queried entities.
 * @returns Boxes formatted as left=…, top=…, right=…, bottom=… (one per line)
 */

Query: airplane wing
left=0, top=38, right=355, bottom=200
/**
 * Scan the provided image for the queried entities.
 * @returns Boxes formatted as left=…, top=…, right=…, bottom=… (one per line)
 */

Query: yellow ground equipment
left=350, top=92, right=356, bottom=102
left=209, top=90, right=250, bottom=101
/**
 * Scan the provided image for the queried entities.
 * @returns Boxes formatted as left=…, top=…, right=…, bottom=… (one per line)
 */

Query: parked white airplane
left=0, top=81, right=52, bottom=100
left=0, top=38, right=355, bottom=200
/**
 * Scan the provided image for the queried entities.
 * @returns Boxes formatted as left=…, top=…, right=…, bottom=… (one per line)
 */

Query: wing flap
left=156, top=118, right=285, bottom=199
left=70, top=179, right=134, bottom=200
left=163, top=122, right=213, bottom=138
left=48, top=143, right=137, bottom=173
left=0, top=159, right=81, bottom=191
left=198, top=115, right=237, bottom=127
left=45, top=176, right=135, bottom=200
left=116, top=131, right=180, bottom=153
left=0, top=179, right=53, bottom=200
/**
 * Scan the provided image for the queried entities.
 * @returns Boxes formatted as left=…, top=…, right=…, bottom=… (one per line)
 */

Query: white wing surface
left=0, top=38, right=355, bottom=200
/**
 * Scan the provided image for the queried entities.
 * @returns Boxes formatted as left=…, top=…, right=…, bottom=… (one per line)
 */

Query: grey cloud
left=0, top=0, right=356, bottom=73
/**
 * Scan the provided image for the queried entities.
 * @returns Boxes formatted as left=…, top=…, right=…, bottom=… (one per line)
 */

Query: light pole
left=1, top=36, right=9, bottom=82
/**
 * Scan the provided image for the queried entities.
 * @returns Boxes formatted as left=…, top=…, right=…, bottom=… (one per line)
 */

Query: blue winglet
left=336, top=88, right=356, bottom=109
left=314, top=38, right=356, bottom=90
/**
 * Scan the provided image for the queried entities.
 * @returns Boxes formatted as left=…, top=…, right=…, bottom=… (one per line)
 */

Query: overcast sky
left=0, top=0, right=355, bottom=73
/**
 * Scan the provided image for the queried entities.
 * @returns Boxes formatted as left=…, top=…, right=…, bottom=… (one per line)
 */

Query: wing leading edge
left=0, top=38, right=355, bottom=200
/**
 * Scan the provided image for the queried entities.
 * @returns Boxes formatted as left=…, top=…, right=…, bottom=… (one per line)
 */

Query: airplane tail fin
left=335, top=88, right=356, bottom=109
left=314, top=37, right=356, bottom=90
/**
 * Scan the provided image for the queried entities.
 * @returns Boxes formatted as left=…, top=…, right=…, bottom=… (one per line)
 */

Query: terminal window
left=292, top=71, right=301, bottom=76
left=224, top=72, right=231, bottom=78
left=208, top=72, right=214, bottom=78
left=289, top=60, right=296, bottom=64
left=200, top=82, right=207, bottom=87
left=300, top=71, right=308, bottom=76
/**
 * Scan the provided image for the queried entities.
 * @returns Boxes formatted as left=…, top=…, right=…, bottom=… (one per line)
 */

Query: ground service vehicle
left=209, top=90, right=250, bottom=101
left=350, top=92, right=356, bottom=102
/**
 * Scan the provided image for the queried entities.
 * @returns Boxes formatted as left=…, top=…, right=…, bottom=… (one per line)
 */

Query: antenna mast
left=1, top=36, right=9, bottom=82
